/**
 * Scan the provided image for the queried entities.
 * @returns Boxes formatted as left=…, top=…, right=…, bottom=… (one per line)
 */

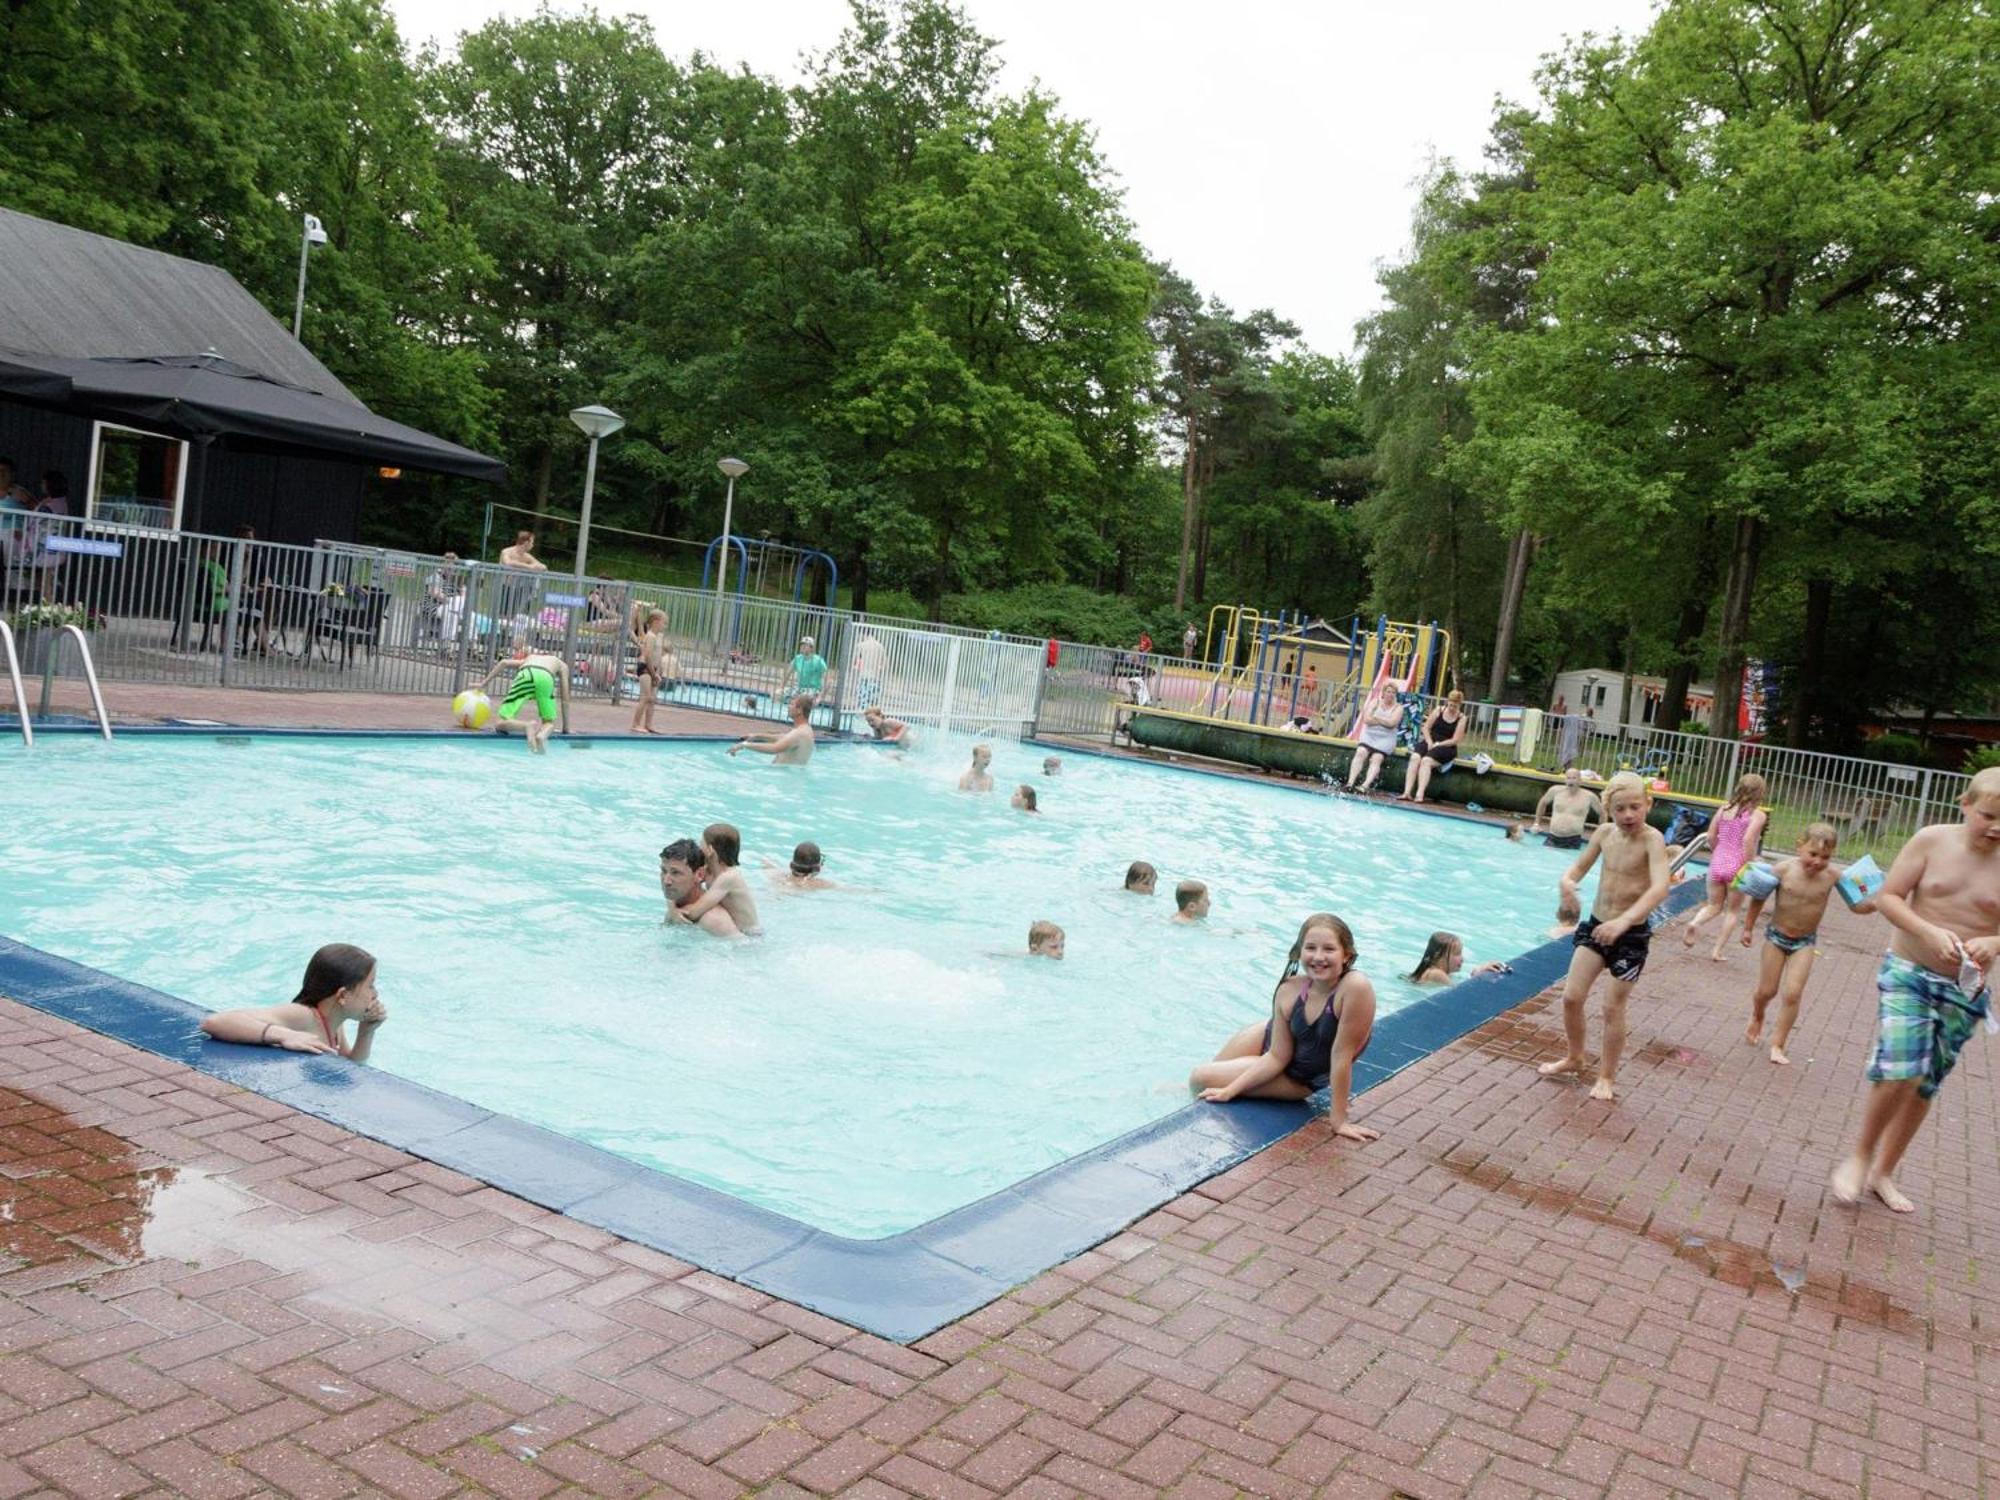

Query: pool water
left=0, top=734, right=1590, bottom=1237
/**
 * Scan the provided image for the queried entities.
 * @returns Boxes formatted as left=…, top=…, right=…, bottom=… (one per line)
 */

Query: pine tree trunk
left=532, top=444, right=554, bottom=522
left=1486, top=529, right=1533, bottom=701
left=1655, top=516, right=1719, bottom=733
left=1172, top=416, right=1198, bottom=611
left=851, top=551, right=870, bottom=613
left=1192, top=519, right=1212, bottom=604
left=1784, top=576, right=1831, bottom=749
left=1710, top=513, right=1764, bottom=741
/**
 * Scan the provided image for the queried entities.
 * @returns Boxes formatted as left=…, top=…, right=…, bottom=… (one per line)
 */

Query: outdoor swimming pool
left=0, top=733, right=1590, bottom=1238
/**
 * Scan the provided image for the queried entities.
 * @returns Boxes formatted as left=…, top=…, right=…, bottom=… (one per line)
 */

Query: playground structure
left=1131, top=607, right=1454, bottom=737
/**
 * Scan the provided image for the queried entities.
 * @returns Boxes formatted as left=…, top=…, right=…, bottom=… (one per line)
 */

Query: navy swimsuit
left=1263, top=976, right=1349, bottom=1090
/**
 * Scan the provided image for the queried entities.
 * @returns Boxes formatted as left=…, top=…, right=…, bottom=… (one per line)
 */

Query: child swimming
left=959, top=744, right=994, bottom=793
left=1123, top=861, right=1157, bottom=896
left=767, top=840, right=838, bottom=891
left=1027, top=920, right=1065, bottom=959
left=1043, top=756, right=1062, bottom=776
left=862, top=706, right=911, bottom=745
left=659, top=838, right=741, bottom=938
left=1011, top=784, right=1039, bottom=813
left=199, top=944, right=387, bottom=1061
left=1407, top=932, right=1509, bottom=985
left=1188, top=913, right=1379, bottom=1141
left=1172, top=879, right=1210, bottom=923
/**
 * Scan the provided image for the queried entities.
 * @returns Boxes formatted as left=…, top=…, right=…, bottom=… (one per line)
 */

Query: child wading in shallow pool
left=1027, top=920, right=1065, bottom=959
left=959, top=743, right=994, bottom=793
left=766, top=841, right=838, bottom=891
left=1740, top=823, right=1864, bottom=1065
left=1188, top=913, right=1379, bottom=1142
left=1538, top=772, right=1671, bottom=1100
left=200, top=944, right=388, bottom=1061
left=1830, top=767, right=2000, bottom=1216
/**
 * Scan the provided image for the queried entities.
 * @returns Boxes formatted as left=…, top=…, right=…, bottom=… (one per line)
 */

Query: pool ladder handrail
left=0, top=620, right=28, bottom=747
left=1668, top=830, right=1710, bottom=879
left=0, top=622, right=113, bottom=746
left=56, top=624, right=114, bottom=741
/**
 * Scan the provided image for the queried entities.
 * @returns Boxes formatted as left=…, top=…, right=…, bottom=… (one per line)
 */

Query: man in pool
left=475, top=636, right=569, bottom=753
left=659, top=839, right=741, bottom=938
left=729, top=694, right=815, bottom=764
left=1533, top=767, right=1602, bottom=849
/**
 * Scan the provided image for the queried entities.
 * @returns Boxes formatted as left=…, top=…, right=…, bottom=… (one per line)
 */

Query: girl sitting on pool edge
left=200, top=944, right=387, bottom=1061
left=1189, top=913, right=1378, bottom=1141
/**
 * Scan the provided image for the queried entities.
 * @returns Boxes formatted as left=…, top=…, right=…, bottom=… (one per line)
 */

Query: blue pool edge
left=2, top=728, right=1706, bottom=1342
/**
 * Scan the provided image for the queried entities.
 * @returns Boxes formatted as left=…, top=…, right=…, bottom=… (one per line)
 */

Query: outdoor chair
left=314, top=585, right=391, bottom=668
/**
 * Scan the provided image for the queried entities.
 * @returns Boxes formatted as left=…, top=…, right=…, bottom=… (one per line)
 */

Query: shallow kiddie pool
left=0, top=731, right=1602, bottom=1331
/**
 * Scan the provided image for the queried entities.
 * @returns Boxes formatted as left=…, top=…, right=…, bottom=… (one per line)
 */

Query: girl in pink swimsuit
left=1682, top=773, right=1768, bottom=960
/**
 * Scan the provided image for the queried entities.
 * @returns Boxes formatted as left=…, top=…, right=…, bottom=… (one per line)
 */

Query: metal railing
left=0, top=620, right=28, bottom=747
left=6, top=514, right=1976, bottom=857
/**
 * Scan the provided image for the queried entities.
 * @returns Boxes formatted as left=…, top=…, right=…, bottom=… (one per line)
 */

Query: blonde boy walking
left=1740, top=823, right=1865, bottom=1065
left=1537, top=772, right=1671, bottom=1100
left=1830, top=767, right=2000, bottom=1215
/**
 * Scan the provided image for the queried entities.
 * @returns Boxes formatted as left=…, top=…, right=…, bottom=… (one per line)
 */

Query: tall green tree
left=621, top=0, right=1153, bottom=616
left=427, top=6, right=689, bottom=520
left=1483, top=0, right=2000, bottom=736
left=1146, top=269, right=1298, bottom=612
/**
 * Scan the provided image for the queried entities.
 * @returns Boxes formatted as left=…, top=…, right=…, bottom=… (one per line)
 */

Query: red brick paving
left=3, top=901, right=1995, bottom=1496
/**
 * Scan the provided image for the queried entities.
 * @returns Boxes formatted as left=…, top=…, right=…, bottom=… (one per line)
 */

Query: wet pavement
left=3, top=889, right=1994, bottom=1497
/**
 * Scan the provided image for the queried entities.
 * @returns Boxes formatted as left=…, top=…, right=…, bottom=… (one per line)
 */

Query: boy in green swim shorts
left=476, top=642, right=570, bottom=753
left=1831, top=767, right=2000, bottom=1216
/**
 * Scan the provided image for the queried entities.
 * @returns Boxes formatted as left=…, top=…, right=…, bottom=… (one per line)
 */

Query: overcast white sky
left=389, top=0, right=1660, bottom=354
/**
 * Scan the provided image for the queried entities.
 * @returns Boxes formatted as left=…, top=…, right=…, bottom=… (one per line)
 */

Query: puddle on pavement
left=0, top=1084, right=487, bottom=1343
left=1435, top=1147, right=1926, bottom=1334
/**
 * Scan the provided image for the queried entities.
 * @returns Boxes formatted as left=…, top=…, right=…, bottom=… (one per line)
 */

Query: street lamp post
left=292, top=214, right=328, bottom=340
left=568, top=404, right=626, bottom=577
left=714, top=457, right=749, bottom=641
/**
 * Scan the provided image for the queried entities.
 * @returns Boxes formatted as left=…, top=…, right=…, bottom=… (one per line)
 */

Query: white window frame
left=85, top=420, right=189, bottom=533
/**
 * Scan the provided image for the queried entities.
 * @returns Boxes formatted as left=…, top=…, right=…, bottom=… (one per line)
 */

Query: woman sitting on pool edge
left=1408, top=931, right=1511, bottom=986
left=199, top=944, right=387, bottom=1061
left=1189, top=913, right=1379, bottom=1141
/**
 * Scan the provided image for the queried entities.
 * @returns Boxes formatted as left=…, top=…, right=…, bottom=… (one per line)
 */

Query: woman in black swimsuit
left=1189, top=913, right=1380, bottom=1143
left=1400, top=688, right=1468, bottom=805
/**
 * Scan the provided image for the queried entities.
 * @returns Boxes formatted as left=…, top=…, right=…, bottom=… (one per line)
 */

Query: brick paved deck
left=22, top=680, right=758, bottom=738
left=3, top=896, right=1991, bottom=1498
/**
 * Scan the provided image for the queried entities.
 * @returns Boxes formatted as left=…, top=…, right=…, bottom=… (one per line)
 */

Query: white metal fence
left=7, top=516, right=1975, bottom=854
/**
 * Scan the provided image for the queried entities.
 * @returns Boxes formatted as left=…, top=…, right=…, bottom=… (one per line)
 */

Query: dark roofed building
left=0, top=205, right=500, bottom=544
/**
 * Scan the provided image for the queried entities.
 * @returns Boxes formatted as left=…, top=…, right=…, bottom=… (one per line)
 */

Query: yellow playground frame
left=1142, top=607, right=1453, bottom=734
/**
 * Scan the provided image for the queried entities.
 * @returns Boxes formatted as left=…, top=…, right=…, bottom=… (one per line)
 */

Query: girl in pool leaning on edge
left=199, top=943, right=388, bottom=1061
left=1189, top=913, right=1379, bottom=1142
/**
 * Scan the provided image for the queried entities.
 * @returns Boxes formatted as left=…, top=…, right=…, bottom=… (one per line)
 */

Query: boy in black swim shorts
left=1536, top=772, right=1671, bottom=1101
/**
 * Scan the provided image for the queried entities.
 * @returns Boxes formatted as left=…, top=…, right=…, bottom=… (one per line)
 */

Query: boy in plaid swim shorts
left=1831, top=767, right=2000, bottom=1216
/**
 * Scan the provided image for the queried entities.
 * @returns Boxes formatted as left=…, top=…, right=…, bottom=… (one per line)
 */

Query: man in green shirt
left=787, top=634, right=828, bottom=705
